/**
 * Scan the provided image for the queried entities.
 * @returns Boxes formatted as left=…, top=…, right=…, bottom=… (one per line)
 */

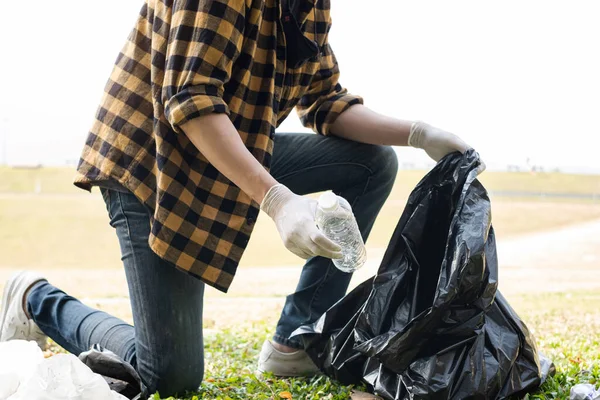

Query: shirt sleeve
left=161, top=0, right=246, bottom=132
left=296, top=43, right=364, bottom=136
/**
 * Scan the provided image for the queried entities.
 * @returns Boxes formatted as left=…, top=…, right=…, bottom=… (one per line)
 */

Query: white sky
left=0, top=0, right=598, bottom=172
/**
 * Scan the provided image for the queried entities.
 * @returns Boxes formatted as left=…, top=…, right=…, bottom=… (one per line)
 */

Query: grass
left=45, top=291, right=599, bottom=399
left=172, top=325, right=364, bottom=400
left=2, top=168, right=600, bottom=269
left=3, top=195, right=600, bottom=270
left=0, top=167, right=80, bottom=194
left=114, top=291, right=598, bottom=400
left=2, top=167, right=600, bottom=196
left=4, top=167, right=600, bottom=398
left=512, top=292, right=600, bottom=400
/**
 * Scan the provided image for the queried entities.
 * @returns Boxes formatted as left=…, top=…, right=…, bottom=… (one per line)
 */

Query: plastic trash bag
left=571, top=384, right=600, bottom=400
left=0, top=340, right=43, bottom=399
left=79, top=344, right=142, bottom=399
left=292, top=150, right=555, bottom=399
left=0, top=340, right=127, bottom=400
left=10, top=353, right=128, bottom=400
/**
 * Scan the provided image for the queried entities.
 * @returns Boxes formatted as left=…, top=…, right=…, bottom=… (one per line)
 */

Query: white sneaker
left=256, top=340, right=321, bottom=377
left=0, top=271, right=48, bottom=349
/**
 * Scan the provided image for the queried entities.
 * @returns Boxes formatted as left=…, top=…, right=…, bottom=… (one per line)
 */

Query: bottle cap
left=318, top=191, right=339, bottom=211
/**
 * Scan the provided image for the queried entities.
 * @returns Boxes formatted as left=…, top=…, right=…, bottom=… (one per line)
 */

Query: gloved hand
left=261, top=184, right=343, bottom=260
left=409, top=121, right=486, bottom=173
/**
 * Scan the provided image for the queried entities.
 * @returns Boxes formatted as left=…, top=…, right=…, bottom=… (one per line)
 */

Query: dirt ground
left=1, top=218, right=599, bottom=331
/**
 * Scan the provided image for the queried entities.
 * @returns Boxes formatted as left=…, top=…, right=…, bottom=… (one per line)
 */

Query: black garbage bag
left=291, top=150, right=554, bottom=400
left=79, top=344, right=142, bottom=399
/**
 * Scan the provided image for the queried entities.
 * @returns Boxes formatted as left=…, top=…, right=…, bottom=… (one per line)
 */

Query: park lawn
left=2, top=193, right=600, bottom=269
left=2, top=167, right=600, bottom=196
left=118, top=291, right=599, bottom=400
left=5, top=167, right=599, bottom=398
left=2, top=166, right=600, bottom=269
left=2, top=167, right=600, bottom=270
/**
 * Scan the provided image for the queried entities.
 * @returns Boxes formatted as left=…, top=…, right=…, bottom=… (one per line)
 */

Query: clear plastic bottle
left=315, top=191, right=367, bottom=273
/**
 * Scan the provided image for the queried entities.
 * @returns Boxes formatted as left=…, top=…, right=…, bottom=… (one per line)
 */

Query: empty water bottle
left=315, top=191, right=366, bottom=273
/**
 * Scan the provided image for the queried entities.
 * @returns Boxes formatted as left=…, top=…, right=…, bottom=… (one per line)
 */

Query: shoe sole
left=255, top=368, right=323, bottom=378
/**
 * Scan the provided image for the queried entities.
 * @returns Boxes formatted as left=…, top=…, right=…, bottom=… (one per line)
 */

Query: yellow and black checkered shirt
left=74, top=0, right=363, bottom=292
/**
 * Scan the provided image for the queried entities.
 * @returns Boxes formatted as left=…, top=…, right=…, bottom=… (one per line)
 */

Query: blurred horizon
left=0, top=0, right=598, bottom=174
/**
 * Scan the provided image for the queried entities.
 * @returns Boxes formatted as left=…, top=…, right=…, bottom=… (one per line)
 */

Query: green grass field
left=2, top=167, right=600, bottom=269
left=196, top=291, right=600, bottom=400
left=45, top=291, right=600, bottom=400
left=3, top=167, right=600, bottom=399
left=2, top=167, right=600, bottom=195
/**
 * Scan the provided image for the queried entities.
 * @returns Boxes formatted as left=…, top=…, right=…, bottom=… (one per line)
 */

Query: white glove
left=409, top=121, right=486, bottom=173
left=261, top=184, right=343, bottom=260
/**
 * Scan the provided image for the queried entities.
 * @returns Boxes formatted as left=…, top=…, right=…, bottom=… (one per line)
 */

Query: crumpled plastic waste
left=292, top=150, right=555, bottom=399
left=0, top=340, right=41, bottom=399
left=79, top=344, right=142, bottom=399
left=571, top=384, right=600, bottom=400
left=0, top=340, right=127, bottom=400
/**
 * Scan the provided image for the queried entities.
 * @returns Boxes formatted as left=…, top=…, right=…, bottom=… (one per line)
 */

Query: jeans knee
left=142, top=358, right=204, bottom=397
left=371, top=145, right=398, bottom=188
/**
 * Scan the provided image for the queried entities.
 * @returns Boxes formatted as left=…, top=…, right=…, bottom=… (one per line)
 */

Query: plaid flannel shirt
left=74, top=0, right=363, bottom=292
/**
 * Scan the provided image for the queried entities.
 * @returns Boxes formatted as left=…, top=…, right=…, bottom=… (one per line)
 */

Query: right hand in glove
left=261, top=184, right=343, bottom=260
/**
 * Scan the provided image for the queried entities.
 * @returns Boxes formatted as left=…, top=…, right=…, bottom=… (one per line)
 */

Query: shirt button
left=246, top=217, right=256, bottom=226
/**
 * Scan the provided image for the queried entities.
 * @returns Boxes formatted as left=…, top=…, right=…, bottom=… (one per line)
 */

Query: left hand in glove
left=409, top=121, right=486, bottom=173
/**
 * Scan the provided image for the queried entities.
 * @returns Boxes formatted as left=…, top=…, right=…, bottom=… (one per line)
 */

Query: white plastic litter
left=571, top=383, right=600, bottom=400
left=0, top=340, right=127, bottom=400
left=0, top=340, right=43, bottom=399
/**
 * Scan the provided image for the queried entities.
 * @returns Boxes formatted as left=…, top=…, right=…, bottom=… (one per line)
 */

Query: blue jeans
left=26, top=132, right=397, bottom=398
